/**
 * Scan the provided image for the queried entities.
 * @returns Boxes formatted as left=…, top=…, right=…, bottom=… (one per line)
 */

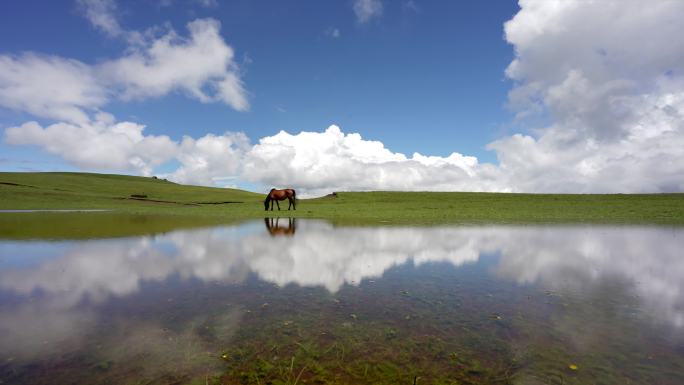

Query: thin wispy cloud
left=325, top=27, right=341, bottom=38
left=353, top=0, right=383, bottom=23
left=402, top=0, right=419, bottom=13
left=195, top=0, right=218, bottom=8
left=77, top=0, right=123, bottom=37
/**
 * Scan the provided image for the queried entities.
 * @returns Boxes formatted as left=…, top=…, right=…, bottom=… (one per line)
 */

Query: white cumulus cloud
left=0, top=16, right=248, bottom=123
left=242, top=125, right=504, bottom=196
left=0, top=54, right=106, bottom=125
left=4, top=113, right=256, bottom=183
left=4, top=115, right=177, bottom=176
left=169, top=132, right=250, bottom=186
left=493, top=0, right=684, bottom=193
left=101, top=18, right=249, bottom=110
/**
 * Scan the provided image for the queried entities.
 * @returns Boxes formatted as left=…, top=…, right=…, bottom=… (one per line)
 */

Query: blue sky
left=1, top=0, right=683, bottom=195
left=1, top=0, right=517, bottom=161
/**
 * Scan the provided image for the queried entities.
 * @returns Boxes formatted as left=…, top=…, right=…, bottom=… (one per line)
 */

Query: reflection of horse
left=264, top=217, right=296, bottom=236
left=264, top=188, right=296, bottom=211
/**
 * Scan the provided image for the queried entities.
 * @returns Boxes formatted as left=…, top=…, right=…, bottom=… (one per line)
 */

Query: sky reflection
left=1, top=221, right=683, bottom=360
left=2, top=222, right=683, bottom=321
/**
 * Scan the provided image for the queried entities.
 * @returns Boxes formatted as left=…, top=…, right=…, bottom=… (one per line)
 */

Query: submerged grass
left=211, top=263, right=684, bottom=385
left=2, top=172, right=684, bottom=232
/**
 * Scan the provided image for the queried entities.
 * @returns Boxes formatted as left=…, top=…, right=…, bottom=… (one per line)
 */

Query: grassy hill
left=0, top=172, right=262, bottom=209
left=2, top=172, right=684, bottom=228
left=0, top=172, right=266, bottom=238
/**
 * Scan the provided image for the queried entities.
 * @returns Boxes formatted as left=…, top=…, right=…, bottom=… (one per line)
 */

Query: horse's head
left=264, top=196, right=270, bottom=210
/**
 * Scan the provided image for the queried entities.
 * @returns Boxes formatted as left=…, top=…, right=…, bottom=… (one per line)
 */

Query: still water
left=0, top=219, right=683, bottom=384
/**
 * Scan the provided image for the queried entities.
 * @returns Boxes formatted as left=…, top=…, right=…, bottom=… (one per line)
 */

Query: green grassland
left=1, top=172, right=684, bottom=235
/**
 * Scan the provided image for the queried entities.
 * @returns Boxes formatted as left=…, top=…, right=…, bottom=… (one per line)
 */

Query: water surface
left=1, top=219, right=683, bottom=384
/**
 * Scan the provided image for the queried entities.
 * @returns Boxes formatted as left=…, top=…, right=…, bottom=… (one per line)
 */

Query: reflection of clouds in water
left=0, top=221, right=483, bottom=300
left=245, top=222, right=484, bottom=291
left=490, top=226, right=684, bottom=328
left=2, top=238, right=170, bottom=304
left=1, top=223, right=683, bottom=330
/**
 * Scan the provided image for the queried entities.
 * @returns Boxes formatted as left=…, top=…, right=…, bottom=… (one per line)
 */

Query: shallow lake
left=1, top=218, right=683, bottom=384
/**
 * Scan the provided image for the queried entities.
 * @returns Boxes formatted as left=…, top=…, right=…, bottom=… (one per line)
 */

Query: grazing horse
left=264, top=188, right=296, bottom=211
left=264, top=217, right=296, bottom=236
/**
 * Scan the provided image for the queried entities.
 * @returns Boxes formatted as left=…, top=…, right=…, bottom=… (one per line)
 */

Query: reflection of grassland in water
left=2, top=172, right=684, bottom=232
left=0, top=212, right=237, bottom=240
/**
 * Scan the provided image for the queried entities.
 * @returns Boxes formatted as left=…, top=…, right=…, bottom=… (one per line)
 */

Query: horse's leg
left=276, top=200, right=281, bottom=210
left=270, top=200, right=274, bottom=211
left=287, top=197, right=292, bottom=210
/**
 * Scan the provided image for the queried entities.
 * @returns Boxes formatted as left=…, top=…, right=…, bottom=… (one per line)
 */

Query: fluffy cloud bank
left=3, top=122, right=503, bottom=193
left=494, top=0, right=684, bottom=192
left=242, top=126, right=503, bottom=195
left=5, top=115, right=177, bottom=176
left=5, top=115, right=249, bottom=184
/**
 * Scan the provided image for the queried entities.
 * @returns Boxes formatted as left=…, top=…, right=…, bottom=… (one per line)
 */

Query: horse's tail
left=292, top=189, right=297, bottom=203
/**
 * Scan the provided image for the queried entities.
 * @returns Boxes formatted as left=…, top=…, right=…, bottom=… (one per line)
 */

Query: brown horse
left=264, top=217, right=296, bottom=236
left=264, top=188, right=296, bottom=211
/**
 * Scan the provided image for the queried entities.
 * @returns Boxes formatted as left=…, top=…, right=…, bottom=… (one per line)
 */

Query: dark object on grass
left=130, top=194, right=148, bottom=198
left=264, top=188, right=296, bottom=211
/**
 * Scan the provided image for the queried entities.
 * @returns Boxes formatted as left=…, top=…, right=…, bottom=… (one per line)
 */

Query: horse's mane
left=265, top=188, right=275, bottom=203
